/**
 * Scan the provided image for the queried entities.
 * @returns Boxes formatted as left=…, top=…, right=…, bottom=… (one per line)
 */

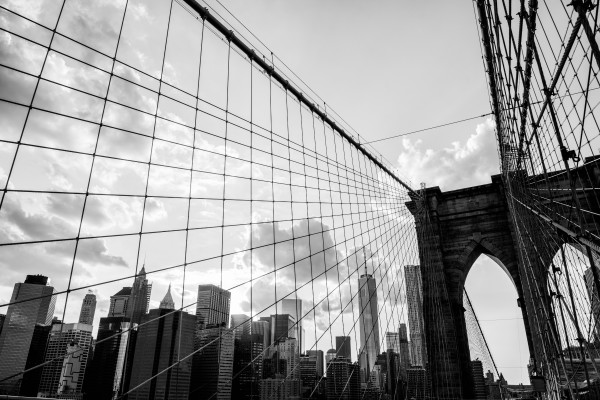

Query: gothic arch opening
left=464, top=254, right=530, bottom=386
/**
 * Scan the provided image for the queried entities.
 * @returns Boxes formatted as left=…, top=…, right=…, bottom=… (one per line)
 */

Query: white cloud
left=396, top=118, right=499, bottom=191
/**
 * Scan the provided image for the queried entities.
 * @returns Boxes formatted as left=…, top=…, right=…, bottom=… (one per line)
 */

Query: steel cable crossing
left=476, top=0, right=600, bottom=398
left=0, top=1, right=434, bottom=400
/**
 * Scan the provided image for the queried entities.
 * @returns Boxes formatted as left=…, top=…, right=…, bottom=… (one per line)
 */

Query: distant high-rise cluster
left=0, top=264, right=435, bottom=399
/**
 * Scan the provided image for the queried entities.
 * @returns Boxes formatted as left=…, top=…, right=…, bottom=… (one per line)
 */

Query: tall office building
left=231, top=314, right=251, bottom=340
left=84, top=316, right=131, bottom=400
left=0, top=314, right=5, bottom=336
left=128, top=289, right=195, bottom=400
left=406, top=367, right=430, bottom=400
left=191, top=325, right=234, bottom=399
left=252, top=319, right=271, bottom=352
left=196, top=284, right=231, bottom=329
left=232, top=333, right=263, bottom=399
left=270, top=314, right=296, bottom=344
left=386, top=331, right=400, bottom=353
left=326, top=348, right=337, bottom=364
left=336, top=336, right=352, bottom=360
left=584, top=267, right=600, bottom=341
left=326, top=358, right=361, bottom=400
left=405, top=265, right=426, bottom=366
left=0, top=275, right=56, bottom=395
left=78, top=290, right=97, bottom=325
left=300, top=355, right=318, bottom=398
left=277, top=337, right=300, bottom=381
left=386, top=349, right=403, bottom=397
left=358, top=269, right=380, bottom=383
left=398, top=323, right=411, bottom=377
left=108, top=287, right=131, bottom=317
left=307, top=350, right=325, bottom=377
left=20, top=323, right=54, bottom=396
left=38, top=323, right=93, bottom=398
left=127, top=266, right=152, bottom=325
left=301, top=350, right=325, bottom=398
left=282, top=298, right=304, bottom=353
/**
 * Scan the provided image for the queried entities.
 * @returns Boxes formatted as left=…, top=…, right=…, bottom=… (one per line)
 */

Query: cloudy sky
left=0, top=0, right=534, bottom=385
left=207, top=0, right=528, bottom=383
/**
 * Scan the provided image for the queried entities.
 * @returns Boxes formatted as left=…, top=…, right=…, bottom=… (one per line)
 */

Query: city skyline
left=0, top=264, right=424, bottom=399
left=2, top=0, right=592, bottom=393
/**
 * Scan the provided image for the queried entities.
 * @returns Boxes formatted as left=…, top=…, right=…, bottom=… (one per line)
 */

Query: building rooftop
left=113, top=287, right=132, bottom=296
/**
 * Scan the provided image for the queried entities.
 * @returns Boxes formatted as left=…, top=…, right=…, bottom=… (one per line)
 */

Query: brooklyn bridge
left=0, top=0, right=599, bottom=399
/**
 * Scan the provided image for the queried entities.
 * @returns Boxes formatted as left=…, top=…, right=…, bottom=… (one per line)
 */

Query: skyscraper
left=38, top=323, right=93, bottom=398
left=259, top=337, right=301, bottom=398
left=191, top=325, right=235, bottom=399
left=301, top=350, right=325, bottom=398
left=398, top=323, right=411, bottom=377
left=326, top=349, right=337, bottom=365
left=252, top=319, right=271, bottom=352
left=326, top=357, right=361, bottom=400
left=386, top=331, right=400, bottom=353
left=406, top=367, right=430, bottom=400
left=78, top=290, right=97, bottom=325
left=277, top=337, right=300, bottom=381
left=128, top=289, right=195, bottom=400
left=196, top=284, right=231, bottom=329
left=336, top=336, right=352, bottom=360
left=358, top=269, right=380, bottom=383
left=270, top=314, right=296, bottom=344
left=231, top=313, right=251, bottom=340
left=232, top=333, right=263, bottom=399
left=127, top=266, right=152, bottom=325
left=0, top=275, right=56, bottom=395
left=108, top=287, right=131, bottom=317
left=84, top=316, right=131, bottom=400
left=405, top=265, right=426, bottom=366
left=281, top=298, right=303, bottom=353
left=307, top=350, right=325, bottom=377
left=20, top=323, right=54, bottom=397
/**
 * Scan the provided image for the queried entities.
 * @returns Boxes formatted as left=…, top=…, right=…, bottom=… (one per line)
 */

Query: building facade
left=128, top=307, right=195, bottom=400
left=196, top=284, right=231, bottom=329
left=232, top=333, right=264, bottom=399
left=281, top=298, right=304, bottom=353
left=78, top=290, right=97, bottom=325
left=0, top=275, right=56, bottom=395
left=38, top=323, right=93, bottom=398
left=108, top=287, right=131, bottom=318
left=191, top=325, right=235, bottom=399
left=326, top=358, right=360, bottom=400
left=84, top=316, right=131, bottom=400
left=358, top=271, right=380, bottom=383
left=405, top=265, right=426, bottom=366
left=385, top=332, right=400, bottom=353
left=231, top=314, right=251, bottom=340
left=336, top=336, right=352, bottom=360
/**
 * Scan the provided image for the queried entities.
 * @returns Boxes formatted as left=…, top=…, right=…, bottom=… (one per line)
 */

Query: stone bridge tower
left=406, top=175, right=536, bottom=399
